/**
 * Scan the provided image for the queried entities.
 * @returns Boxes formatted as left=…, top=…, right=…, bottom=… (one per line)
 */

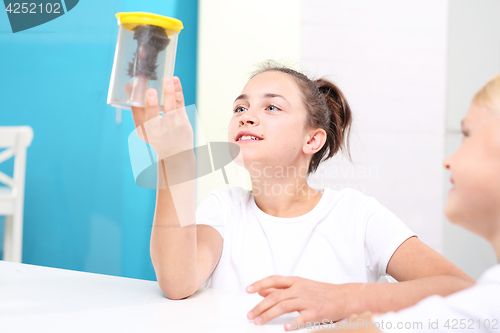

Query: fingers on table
left=251, top=296, right=302, bottom=325
left=258, top=287, right=279, bottom=297
left=248, top=275, right=295, bottom=293
left=249, top=288, right=295, bottom=318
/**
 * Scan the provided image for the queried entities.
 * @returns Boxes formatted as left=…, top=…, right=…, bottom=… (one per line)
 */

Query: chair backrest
left=0, top=126, right=34, bottom=195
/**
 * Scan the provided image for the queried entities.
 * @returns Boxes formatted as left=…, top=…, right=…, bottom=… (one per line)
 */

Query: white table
left=0, top=261, right=296, bottom=332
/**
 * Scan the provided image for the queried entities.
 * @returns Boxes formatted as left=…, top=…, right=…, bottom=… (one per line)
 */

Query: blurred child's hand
left=127, top=77, right=194, bottom=161
left=246, top=276, right=360, bottom=331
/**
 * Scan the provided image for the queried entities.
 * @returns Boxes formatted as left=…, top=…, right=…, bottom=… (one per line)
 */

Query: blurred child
left=326, top=74, right=500, bottom=332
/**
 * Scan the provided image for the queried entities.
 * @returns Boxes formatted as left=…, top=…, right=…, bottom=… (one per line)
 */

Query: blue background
left=0, top=0, right=198, bottom=280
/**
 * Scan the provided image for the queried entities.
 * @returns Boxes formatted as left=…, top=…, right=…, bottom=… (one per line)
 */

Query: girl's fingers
left=252, top=298, right=302, bottom=326
left=258, top=287, right=279, bottom=297
left=173, top=76, right=185, bottom=110
left=125, top=78, right=149, bottom=128
left=131, top=105, right=147, bottom=142
left=133, top=76, right=149, bottom=102
left=248, top=288, right=296, bottom=321
left=131, top=105, right=146, bottom=129
left=163, top=77, right=177, bottom=113
left=126, top=82, right=145, bottom=128
left=145, top=88, right=160, bottom=120
left=124, top=83, right=133, bottom=100
left=247, top=276, right=294, bottom=294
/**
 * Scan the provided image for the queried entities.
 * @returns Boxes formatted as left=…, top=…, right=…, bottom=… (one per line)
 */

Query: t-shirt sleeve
left=363, top=198, right=417, bottom=280
left=373, top=279, right=500, bottom=333
left=195, top=190, right=226, bottom=239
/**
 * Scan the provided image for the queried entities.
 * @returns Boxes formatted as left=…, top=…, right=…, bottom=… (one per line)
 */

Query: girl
left=130, top=63, right=474, bottom=330
left=328, top=74, right=500, bottom=332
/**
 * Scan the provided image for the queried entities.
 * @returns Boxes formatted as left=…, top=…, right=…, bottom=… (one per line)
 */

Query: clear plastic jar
left=107, top=12, right=183, bottom=112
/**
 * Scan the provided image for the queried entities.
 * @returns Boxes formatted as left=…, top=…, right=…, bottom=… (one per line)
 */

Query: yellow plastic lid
left=116, top=12, right=183, bottom=33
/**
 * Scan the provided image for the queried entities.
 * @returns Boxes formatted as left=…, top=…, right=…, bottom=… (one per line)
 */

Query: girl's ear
left=302, top=128, right=326, bottom=155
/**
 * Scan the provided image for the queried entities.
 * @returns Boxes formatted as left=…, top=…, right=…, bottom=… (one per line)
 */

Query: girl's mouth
left=236, top=135, right=263, bottom=142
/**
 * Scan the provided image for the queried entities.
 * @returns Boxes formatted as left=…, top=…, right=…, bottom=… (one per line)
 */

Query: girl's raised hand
left=127, top=77, right=194, bottom=161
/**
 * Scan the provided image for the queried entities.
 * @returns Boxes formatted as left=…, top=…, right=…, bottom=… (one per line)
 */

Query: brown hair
left=252, top=62, right=352, bottom=176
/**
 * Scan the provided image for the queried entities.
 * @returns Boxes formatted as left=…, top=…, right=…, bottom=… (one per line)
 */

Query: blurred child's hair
left=252, top=61, right=352, bottom=176
left=473, top=73, right=500, bottom=113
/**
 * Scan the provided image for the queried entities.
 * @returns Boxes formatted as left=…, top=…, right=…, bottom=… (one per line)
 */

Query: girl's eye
left=234, top=106, right=247, bottom=113
left=266, top=105, right=280, bottom=111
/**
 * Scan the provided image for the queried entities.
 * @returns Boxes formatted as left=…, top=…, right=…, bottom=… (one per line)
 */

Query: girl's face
left=444, top=103, right=500, bottom=239
left=228, top=71, right=321, bottom=176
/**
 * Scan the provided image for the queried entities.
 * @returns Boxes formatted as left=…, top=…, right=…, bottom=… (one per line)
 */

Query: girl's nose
left=239, top=111, right=259, bottom=126
left=239, top=118, right=254, bottom=125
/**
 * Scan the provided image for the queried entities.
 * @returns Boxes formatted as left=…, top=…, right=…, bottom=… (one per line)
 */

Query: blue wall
left=0, top=0, right=198, bottom=280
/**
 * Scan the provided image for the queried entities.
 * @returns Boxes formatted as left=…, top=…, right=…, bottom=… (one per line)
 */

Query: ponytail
left=252, top=62, right=352, bottom=175
left=313, top=79, right=352, bottom=171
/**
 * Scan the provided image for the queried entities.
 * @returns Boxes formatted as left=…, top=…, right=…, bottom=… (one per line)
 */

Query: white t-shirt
left=374, top=264, right=500, bottom=333
left=196, top=186, right=416, bottom=292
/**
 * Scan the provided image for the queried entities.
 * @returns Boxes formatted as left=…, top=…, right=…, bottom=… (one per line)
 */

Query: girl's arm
left=131, top=77, right=223, bottom=300
left=355, top=236, right=475, bottom=312
left=149, top=162, right=223, bottom=299
left=246, top=237, right=474, bottom=330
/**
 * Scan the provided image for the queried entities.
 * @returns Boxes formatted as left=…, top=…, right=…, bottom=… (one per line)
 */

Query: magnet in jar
left=127, top=25, right=170, bottom=80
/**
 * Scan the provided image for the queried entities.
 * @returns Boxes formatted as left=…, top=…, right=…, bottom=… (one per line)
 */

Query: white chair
left=0, top=126, right=33, bottom=262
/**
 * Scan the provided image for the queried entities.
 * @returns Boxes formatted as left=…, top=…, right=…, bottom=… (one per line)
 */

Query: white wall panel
left=446, top=0, right=500, bottom=132
left=196, top=0, right=301, bottom=205
left=302, top=0, right=448, bottom=251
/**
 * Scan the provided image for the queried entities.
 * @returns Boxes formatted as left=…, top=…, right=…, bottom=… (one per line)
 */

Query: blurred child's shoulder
left=481, top=263, right=500, bottom=284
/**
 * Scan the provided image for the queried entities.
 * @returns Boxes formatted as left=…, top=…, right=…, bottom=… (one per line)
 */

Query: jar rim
left=115, top=12, right=183, bottom=34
